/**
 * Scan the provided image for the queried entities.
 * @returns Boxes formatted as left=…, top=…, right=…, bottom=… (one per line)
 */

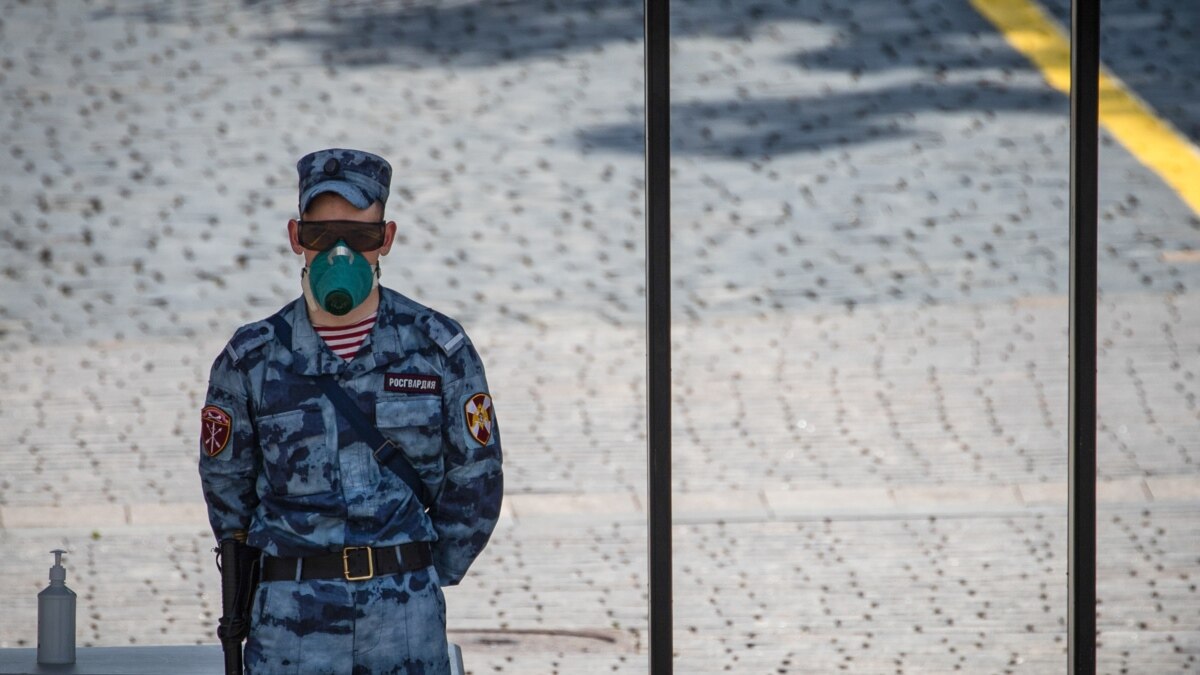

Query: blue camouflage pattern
left=297, top=148, right=392, bottom=214
left=199, top=286, right=503, bottom=673
left=200, top=286, right=503, bottom=578
left=244, top=568, right=449, bottom=675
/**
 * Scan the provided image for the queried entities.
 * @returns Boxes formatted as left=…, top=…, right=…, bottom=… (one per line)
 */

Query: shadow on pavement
left=579, top=81, right=1064, bottom=157
left=107, top=0, right=1196, bottom=151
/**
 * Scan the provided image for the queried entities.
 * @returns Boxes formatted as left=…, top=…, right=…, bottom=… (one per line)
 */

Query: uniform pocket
left=257, top=408, right=337, bottom=497
left=375, top=397, right=444, bottom=469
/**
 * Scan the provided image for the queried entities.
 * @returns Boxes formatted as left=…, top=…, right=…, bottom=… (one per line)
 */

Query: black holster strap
left=261, top=542, right=432, bottom=582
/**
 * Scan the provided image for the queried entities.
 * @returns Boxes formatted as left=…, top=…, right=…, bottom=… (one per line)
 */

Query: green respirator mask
left=305, top=241, right=376, bottom=316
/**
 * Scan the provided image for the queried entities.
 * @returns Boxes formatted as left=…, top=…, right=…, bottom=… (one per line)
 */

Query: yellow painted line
left=971, top=0, right=1200, bottom=216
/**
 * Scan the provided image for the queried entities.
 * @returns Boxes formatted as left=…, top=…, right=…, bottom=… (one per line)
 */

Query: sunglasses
left=296, top=220, right=387, bottom=252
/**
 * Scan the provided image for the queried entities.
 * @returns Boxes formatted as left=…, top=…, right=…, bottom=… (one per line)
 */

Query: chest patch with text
left=385, top=373, right=441, bottom=395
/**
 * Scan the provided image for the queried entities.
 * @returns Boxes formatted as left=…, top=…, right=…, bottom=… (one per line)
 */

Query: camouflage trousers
left=243, top=566, right=450, bottom=675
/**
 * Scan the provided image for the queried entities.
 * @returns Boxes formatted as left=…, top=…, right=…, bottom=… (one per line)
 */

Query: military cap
left=297, top=148, right=392, bottom=214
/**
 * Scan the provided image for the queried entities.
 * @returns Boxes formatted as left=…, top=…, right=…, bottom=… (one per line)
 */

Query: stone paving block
left=1096, top=477, right=1152, bottom=503
left=508, top=492, right=641, bottom=521
left=127, top=503, right=207, bottom=528
left=1145, top=475, right=1200, bottom=502
left=0, top=505, right=127, bottom=530
left=763, top=486, right=895, bottom=517
left=890, top=483, right=1022, bottom=509
left=1016, top=482, right=1067, bottom=507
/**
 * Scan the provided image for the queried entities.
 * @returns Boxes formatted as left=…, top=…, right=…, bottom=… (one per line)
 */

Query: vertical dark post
left=1069, top=0, right=1099, bottom=672
left=645, top=0, right=673, bottom=673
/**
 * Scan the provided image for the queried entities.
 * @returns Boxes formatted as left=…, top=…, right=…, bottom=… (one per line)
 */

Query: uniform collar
left=360, top=287, right=421, bottom=368
left=281, top=288, right=420, bottom=377
left=282, top=298, right=346, bottom=376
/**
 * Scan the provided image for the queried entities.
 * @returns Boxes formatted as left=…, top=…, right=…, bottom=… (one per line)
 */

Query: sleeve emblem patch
left=464, top=393, right=494, bottom=446
left=201, top=405, right=233, bottom=457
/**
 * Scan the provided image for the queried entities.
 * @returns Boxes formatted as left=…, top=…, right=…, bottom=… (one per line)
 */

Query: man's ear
left=287, top=219, right=305, bottom=255
left=378, top=221, right=398, bottom=256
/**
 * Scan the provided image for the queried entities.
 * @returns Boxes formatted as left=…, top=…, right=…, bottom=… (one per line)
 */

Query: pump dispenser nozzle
left=48, top=549, right=67, bottom=583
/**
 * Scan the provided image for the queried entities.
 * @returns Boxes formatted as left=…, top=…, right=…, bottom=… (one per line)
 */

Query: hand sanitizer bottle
left=37, top=549, right=76, bottom=665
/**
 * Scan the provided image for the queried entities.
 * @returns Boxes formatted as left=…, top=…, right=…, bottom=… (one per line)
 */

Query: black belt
left=261, top=542, right=432, bottom=582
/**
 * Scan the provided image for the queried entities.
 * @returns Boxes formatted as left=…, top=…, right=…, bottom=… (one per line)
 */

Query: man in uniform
left=198, top=148, right=503, bottom=674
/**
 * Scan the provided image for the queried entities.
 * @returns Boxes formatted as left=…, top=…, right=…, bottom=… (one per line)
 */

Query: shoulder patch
left=419, top=312, right=466, bottom=356
left=381, top=288, right=467, bottom=356
left=224, top=320, right=275, bottom=365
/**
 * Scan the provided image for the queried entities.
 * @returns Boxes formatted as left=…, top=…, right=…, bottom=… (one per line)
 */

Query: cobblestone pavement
left=1, top=0, right=1197, bottom=673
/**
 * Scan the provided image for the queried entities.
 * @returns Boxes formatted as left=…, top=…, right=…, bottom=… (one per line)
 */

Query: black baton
left=217, top=538, right=246, bottom=675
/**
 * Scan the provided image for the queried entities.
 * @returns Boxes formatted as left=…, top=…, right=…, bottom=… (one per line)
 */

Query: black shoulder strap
left=267, top=314, right=432, bottom=509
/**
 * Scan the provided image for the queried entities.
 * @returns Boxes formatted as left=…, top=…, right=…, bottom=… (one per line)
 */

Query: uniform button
left=323, top=158, right=340, bottom=176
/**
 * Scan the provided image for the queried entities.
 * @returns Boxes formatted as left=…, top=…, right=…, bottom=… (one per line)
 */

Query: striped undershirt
left=313, top=313, right=377, bottom=360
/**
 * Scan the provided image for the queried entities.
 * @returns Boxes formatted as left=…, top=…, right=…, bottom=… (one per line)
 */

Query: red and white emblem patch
left=201, top=405, right=232, bottom=458
left=464, top=393, right=494, bottom=446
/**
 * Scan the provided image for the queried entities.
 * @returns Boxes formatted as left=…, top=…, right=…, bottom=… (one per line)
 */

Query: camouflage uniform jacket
left=198, top=287, right=503, bottom=586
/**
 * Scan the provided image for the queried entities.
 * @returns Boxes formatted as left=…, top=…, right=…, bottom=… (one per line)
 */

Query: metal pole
left=644, top=0, right=672, bottom=673
left=1069, top=0, right=1099, bottom=672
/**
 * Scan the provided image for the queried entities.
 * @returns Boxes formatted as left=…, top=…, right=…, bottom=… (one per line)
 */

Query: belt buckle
left=342, top=546, right=375, bottom=581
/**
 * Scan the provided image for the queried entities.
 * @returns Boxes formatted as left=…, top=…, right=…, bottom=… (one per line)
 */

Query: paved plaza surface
left=1, top=0, right=1198, bottom=672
